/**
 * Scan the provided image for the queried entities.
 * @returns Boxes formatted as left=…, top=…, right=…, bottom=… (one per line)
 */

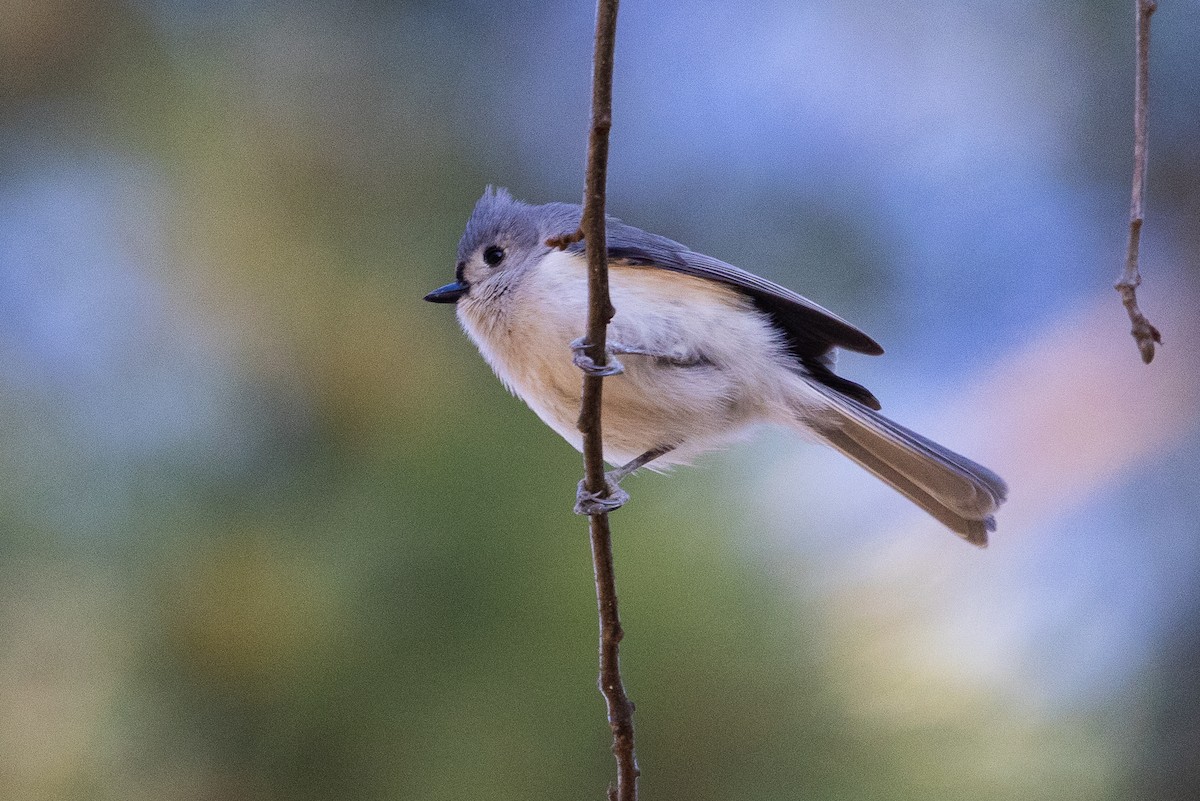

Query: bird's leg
left=574, top=446, right=674, bottom=516
left=571, top=336, right=709, bottom=376
left=607, top=446, right=672, bottom=483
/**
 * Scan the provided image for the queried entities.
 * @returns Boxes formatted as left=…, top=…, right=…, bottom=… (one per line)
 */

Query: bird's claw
left=570, top=337, right=624, bottom=377
left=574, top=477, right=630, bottom=516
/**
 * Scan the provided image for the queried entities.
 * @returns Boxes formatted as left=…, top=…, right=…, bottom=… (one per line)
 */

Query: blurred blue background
left=1, top=1, right=1198, bottom=799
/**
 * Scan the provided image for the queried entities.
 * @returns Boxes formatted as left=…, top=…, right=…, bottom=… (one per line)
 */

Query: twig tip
left=546, top=229, right=585, bottom=250
left=1135, top=319, right=1162, bottom=364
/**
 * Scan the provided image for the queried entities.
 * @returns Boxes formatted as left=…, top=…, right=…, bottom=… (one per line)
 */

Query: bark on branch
left=1115, top=0, right=1162, bottom=363
left=548, top=2, right=638, bottom=799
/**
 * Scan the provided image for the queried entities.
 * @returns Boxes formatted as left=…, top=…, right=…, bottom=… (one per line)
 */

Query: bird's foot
left=570, top=337, right=624, bottom=377
left=574, top=476, right=631, bottom=516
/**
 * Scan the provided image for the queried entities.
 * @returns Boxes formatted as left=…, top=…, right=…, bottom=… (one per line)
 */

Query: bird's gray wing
left=567, top=219, right=884, bottom=409
left=581, top=220, right=884, bottom=358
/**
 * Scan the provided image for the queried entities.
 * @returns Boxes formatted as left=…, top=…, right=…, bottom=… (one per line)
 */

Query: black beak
left=423, top=281, right=468, bottom=304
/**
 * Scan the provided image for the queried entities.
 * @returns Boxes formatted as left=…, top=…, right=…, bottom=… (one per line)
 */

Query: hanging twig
left=546, top=1, right=637, bottom=799
left=1115, top=0, right=1162, bottom=364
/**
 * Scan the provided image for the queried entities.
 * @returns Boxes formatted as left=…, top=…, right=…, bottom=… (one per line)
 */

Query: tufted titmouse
left=425, top=188, right=1007, bottom=545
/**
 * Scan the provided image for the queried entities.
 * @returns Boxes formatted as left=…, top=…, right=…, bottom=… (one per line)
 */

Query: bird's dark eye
left=483, top=246, right=505, bottom=267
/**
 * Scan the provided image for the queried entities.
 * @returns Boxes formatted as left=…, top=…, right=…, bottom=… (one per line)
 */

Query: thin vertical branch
left=547, top=1, right=637, bottom=800
left=1115, top=0, right=1162, bottom=363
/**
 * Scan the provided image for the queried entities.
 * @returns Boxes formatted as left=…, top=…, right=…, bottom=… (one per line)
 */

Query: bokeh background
left=2, top=1, right=1199, bottom=799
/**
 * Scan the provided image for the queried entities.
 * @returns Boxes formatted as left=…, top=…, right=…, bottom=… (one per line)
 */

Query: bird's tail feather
left=800, top=386, right=1008, bottom=546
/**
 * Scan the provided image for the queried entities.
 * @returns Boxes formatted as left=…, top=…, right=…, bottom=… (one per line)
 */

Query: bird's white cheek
left=456, top=300, right=519, bottom=390
left=455, top=288, right=584, bottom=431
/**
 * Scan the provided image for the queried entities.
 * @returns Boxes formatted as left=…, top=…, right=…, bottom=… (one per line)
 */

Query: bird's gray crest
left=458, top=187, right=545, bottom=263
left=459, top=187, right=585, bottom=264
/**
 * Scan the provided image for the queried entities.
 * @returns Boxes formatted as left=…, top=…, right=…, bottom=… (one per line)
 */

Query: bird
left=425, top=187, right=1007, bottom=546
